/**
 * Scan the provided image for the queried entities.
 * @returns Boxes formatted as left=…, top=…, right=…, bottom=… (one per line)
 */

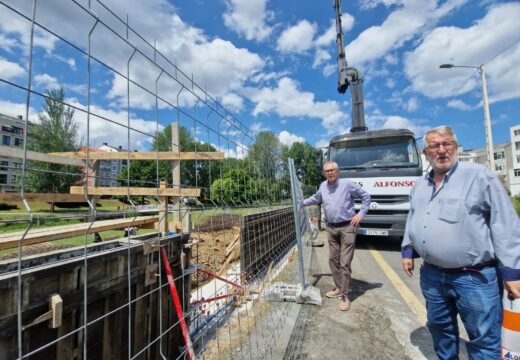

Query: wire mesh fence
left=0, top=1, right=319, bottom=359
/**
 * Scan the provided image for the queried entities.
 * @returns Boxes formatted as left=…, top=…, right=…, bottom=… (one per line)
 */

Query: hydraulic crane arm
left=333, top=0, right=367, bottom=132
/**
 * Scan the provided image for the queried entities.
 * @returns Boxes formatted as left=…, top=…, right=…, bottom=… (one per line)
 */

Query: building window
left=2, top=135, right=10, bottom=146
left=495, top=164, right=503, bottom=171
left=0, top=160, right=8, bottom=171
left=0, top=174, right=7, bottom=184
left=515, top=169, right=520, bottom=177
left=14, top=138, right=23, bottom=147
left=494, top=151, right=505, bottom=160
left=11, top=175, right=17, bottom=184
left=517, top=155, right=520, bottom=163
left=516, top=141, right=520, bottom=151
left=13, top=162, right=22, bottom=168
left=515, top=129, right=520, bottom=136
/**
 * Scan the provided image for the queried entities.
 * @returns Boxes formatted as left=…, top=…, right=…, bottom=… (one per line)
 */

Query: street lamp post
left=439, top=63, right=495, bottom=172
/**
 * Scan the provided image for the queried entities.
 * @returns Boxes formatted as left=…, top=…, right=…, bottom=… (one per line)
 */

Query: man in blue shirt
left=301, top=161, right=371, bottom=311
left=402, top=125, right=520, bottom=359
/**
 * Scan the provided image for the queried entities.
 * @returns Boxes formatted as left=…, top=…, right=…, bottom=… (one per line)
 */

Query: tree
left=26, top=88, right=82, bottom=193
left=118, top=125, right=218, bottom=202
left=247, top=131, right=283, bottom=179
left=283, top=141, right=323, bottom=196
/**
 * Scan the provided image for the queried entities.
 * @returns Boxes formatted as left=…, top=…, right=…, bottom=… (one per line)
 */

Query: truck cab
left=327, top=128, right=424, bottom=238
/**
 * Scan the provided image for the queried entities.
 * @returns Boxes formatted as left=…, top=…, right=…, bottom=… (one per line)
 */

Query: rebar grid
left=0, top=1, right=322, bottom=360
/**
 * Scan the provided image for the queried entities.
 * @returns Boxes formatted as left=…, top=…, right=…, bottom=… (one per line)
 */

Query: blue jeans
left=420, top=263, right=502, bottom=360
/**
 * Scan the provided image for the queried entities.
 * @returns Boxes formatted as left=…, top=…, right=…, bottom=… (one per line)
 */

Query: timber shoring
left=0, top=233, right=191, bottom=360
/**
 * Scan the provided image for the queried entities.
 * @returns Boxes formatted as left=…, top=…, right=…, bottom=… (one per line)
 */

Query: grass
left=514, top=196, right=520, bottom=217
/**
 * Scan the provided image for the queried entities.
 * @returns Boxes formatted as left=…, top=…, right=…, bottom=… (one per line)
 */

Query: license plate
left=363, top=229, right=389, bottom=236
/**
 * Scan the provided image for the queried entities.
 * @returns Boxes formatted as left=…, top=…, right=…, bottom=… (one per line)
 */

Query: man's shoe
left=339, top=295, right=350, bottom=311
left=325, top=288, right=341, bottom=298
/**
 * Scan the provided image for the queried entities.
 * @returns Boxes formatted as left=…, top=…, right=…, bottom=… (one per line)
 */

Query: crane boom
left=333, top=0, right=367, bottom=132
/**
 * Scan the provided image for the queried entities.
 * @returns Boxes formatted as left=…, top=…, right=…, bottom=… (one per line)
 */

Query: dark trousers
left=326, top=223, right=357, bottom=297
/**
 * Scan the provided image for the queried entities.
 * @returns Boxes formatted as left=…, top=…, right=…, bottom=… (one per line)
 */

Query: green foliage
left=514, top=195, right=520, bottom=216
left=118, top=125, right=218, bottom=202
left=210, top=162, right=267, bottom=204
left=25, top=88, right=82, bottom=193
left=283, top=141, right=323, bottom=187
left=247, top=131, right=283, bottom=179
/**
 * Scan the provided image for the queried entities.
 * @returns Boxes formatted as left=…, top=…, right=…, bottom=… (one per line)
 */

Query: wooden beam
left=49, top=151, right=224, bottom=161
left=69, top=186, right=200, bottom=197
left=0, top=145, right=85, bottom=167
left=0, top=215, right=159, bottom=250
left=0, top=193, right=86, bottom=202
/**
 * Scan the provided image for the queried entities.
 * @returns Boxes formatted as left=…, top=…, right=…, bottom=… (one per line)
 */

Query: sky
left=0, top=0, right=519, bottom=153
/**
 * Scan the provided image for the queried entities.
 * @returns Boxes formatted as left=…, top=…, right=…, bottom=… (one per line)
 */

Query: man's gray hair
left=323, top=161, right=339, bottom=171
left=424, top=125, right=458, bottom=147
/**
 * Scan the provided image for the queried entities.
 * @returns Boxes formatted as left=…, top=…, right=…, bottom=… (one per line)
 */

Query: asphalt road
left=280, top=231, right=470, bottom=360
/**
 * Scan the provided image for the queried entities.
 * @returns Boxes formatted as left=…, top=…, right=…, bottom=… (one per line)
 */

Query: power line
left=483, top=36, right=520, bottom=66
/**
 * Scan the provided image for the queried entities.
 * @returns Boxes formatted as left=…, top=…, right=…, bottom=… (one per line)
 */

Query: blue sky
left=0, top=0, right=519, bottom=153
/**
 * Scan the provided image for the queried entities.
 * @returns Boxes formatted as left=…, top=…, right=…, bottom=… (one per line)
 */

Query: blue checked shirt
left=401, top=162, right=520, bottom=281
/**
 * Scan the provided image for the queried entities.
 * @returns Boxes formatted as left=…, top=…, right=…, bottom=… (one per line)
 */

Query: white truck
left=322, top=0, right=426, bottom=238
left=326, top=128, right=424, bottom=237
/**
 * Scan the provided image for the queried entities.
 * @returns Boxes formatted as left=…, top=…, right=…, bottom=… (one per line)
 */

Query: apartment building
left=97, top=143, right=128, bottom=187
left=510, top=124, right=520, bottom=196
left=459, top=124, right=520, bottom=196
left=0, top=113, right=29, bottom=192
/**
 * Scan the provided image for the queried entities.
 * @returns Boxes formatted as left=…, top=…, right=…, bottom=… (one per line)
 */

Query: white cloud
left=315, top=138, right=330, bottom=149
left=247, top=77, right=348, bottom=135
left=250, top=122, right=269, bottom=135
left=65, top=99, right=162, bottom=150
left=1, top=0, right=266, bottom=113
left=277, top=20, right=317, bottom=54
left=0, top=56, right=25, bottom=79
left=358, top=0, right=402, bottom=10
left=385, top=78, right=396, bottom=89
left=405, top=2, right=520, bottom=102
left=367, top=113, right=429, bottom=138
left=34, top=73, right=87, bottom=96
left=447, top=99, right=474, bottom=111
left=278, top=130, right=305, bottom=146
left=322, top=64, right=336, bottom=77
left=34, top=74, right=60, bottom=90
left=406, top=97, right=419, bottom=112
left=313, top=49, right=331, bottom=69
left=346, top=0, right=466, bottom=65
left=0, top=100, right=37, bottom=122
left=219, top=93, right=244, bottom=112
left=223, top=0, right=273, bottom=41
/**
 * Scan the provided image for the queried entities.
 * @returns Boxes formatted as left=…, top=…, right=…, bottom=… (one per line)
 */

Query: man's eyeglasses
left=324, top=169, right=337, bottom=173
left=425, top=141, right=457, bottom=152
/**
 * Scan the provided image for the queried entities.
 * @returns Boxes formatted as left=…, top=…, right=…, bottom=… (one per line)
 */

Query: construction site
left=2, top=1, right=520, bottom=360
left=0, top=1, right=324, bottom=359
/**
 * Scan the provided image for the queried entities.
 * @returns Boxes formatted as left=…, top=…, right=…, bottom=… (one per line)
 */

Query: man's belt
left=326, top=220, right=351, bottom=228
left=425, top=260, right=497, bottom=272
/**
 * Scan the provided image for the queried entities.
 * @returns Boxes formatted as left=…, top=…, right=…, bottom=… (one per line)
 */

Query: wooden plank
left=0, top=145, right=85, bottom=167
left=69, top=186, right=200, bottom=197
left=0, top=193, right=86, bottom=202
left=49, top=151, right=224, bottom=161
left=0, top=215, right=159, bottom=250
left=225, top=233, right=241, bottom=256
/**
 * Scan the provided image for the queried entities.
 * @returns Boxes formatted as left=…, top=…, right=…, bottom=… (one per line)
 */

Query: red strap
left=161, top=247, right=194, bottom=360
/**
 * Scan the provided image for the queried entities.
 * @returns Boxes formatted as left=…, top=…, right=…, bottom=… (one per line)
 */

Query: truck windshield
left=330, top=136, right=420, bottom=169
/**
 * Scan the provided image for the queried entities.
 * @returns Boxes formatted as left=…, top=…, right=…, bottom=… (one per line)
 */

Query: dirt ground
left=190, top=225, right=241, bottom=288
